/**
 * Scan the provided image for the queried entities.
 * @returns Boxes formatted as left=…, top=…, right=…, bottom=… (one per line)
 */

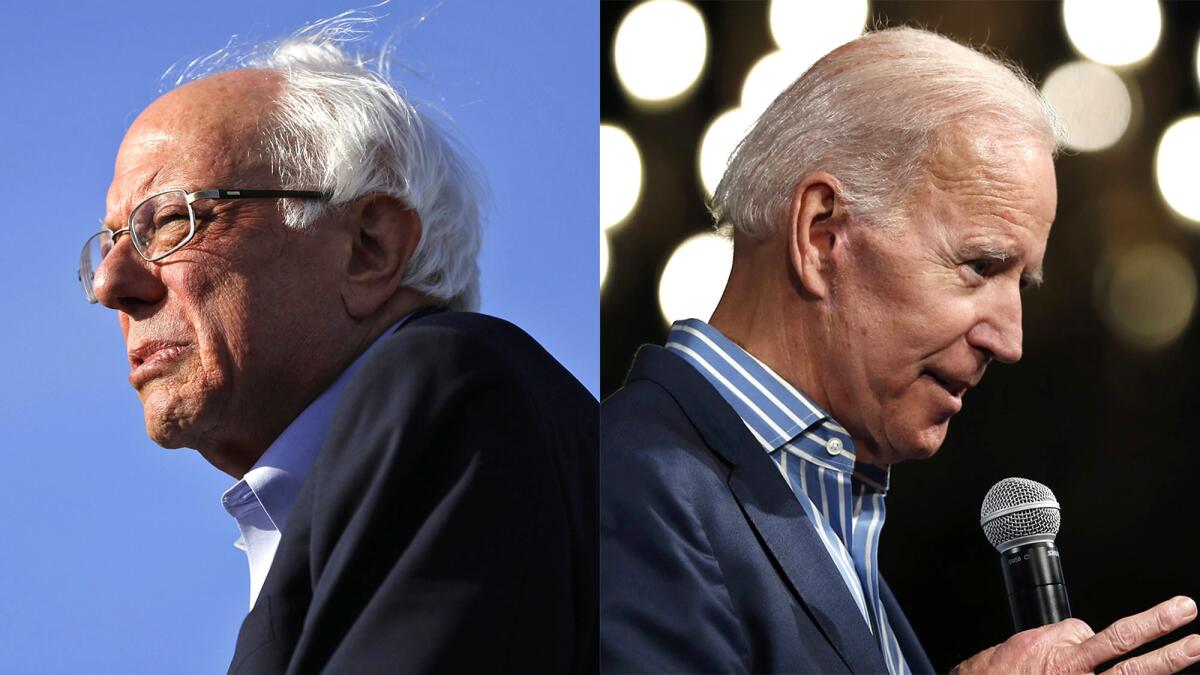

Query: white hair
left=164, top=8, right=483, bottom=311
left=712, top=27, right=1065, bottom=238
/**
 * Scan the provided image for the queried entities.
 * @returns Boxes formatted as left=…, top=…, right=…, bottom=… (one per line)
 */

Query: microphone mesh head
left=979, top=477, right=1061, bottom=551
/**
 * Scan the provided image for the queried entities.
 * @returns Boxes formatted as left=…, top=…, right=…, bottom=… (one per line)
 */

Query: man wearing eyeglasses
left=81, top=28, right=597, bottom=675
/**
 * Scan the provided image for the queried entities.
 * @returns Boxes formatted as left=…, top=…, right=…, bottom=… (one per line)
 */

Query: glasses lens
left=130, top=189, right=194, bottom=260
left=80, top=230, right=112, bottom=304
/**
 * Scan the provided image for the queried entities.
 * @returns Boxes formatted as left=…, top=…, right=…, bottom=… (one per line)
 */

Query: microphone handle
left=1000, top=542, right=1071, bottom=632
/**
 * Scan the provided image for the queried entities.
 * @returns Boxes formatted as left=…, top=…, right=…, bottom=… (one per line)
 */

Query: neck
left=369, top=288, right=439, bottom=334
left=199, top=444, right=264, bottom=481
left=710, top=292, right=831, bottom=420
left=709, top=242, right=886, bottom=467
left=197, top=291, right=440, bottom=479
left=710, top=240, right=832, bottom=412
left=198, top=326, right=371, bottom=479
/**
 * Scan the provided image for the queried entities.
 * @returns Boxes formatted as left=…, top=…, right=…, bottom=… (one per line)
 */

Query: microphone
left=979, top=477, right=1071, bottom=633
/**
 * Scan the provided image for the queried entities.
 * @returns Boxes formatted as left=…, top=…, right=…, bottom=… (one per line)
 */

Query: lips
left=924, top=370, right=973, bottom=398
left=922, top=368, right=982, bottom=415
left=128, top=340, right=189, bottom=388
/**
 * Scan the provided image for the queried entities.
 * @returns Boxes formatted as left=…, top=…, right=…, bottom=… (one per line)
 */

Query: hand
left=953, top=596, right=1200, bottom=675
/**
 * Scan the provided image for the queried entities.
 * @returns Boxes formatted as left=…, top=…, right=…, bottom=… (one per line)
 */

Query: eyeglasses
left=78, top=187, right=331, bottom=304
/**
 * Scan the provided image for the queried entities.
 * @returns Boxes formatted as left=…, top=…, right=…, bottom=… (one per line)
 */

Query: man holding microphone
left=601, top=27, right=1199, bottom=674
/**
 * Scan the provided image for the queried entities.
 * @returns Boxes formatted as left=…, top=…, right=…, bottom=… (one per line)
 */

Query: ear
left=786, top=172, right=846, bottom=299
left=338, top=194, right=422, bottom=320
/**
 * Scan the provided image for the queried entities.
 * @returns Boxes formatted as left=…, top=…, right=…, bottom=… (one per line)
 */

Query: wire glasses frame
left=78, top=187, right=331, bottom=304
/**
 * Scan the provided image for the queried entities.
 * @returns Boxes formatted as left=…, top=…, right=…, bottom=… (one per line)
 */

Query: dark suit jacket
left=226, top=311, right=598, bottom=674
left=601, top=345, right=934, bottom=674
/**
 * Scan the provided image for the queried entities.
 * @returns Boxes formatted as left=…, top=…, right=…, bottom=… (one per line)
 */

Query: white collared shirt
left=220, top=315, right=415, bottom=609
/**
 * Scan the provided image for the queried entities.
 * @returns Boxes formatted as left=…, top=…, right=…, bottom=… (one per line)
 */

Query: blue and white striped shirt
left=665, top=319, right=910, bottom=675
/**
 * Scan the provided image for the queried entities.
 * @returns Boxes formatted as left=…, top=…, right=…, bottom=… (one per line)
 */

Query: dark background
left=602, top=1, right=1200, bottom=670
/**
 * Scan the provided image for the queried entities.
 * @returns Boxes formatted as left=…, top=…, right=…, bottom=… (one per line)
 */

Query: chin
left=899, top=442, right=942, bottom=463
left=885, top=421, right=949, bottom=464
left=144, top=419, right=188, bottom=449
left=141, top=392, right=204, bottom=450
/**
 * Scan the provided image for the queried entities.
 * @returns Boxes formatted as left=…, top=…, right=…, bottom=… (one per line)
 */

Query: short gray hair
left=166, top=10, right=483, bottom=311
left=712, top=27, right=1064, bottom=238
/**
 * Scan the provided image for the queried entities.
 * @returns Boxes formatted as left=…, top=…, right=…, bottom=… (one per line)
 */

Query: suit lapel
left=226, top=596, right=276, bottom=675
left=628, top=345, right=889, bottom=674
left=729, top=465, right=888, bottom=674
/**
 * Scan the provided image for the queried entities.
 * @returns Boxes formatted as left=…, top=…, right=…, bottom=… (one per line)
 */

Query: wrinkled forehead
left=920, top=126, right=1058, bottom=231
left=105, top=70, right=283, bottom=225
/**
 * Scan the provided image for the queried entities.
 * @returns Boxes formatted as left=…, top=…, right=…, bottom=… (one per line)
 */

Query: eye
left=154, top=210, right=192, bottom=244
left=153, top=207, right=189, bottom=226
left=136, top=207, right=193, bottom=256
left=964, top=260, right=990, bottom=277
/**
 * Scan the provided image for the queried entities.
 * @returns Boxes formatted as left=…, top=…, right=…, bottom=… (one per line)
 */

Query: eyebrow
left=962, top=241, right=1014, bottom=261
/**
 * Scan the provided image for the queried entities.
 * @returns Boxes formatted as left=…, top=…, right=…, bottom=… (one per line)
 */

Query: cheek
left=853, top=294, right=975, bottom=416
left=873, top=269, right=979, bottom=348
left=899, top=297, right=970, bottom=348
left=165, top=264, right=256, bottom=381
left=202, top=282, right=259, bottom=371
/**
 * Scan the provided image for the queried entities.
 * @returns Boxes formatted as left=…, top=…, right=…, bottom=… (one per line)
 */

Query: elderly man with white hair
left=79, top=22, right=597, bottom=675
left=601, top=27, right=1199, bottom=674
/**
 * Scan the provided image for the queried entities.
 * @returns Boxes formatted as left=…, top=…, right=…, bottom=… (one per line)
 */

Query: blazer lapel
left=628, top=345, right=890, bottom=674
left=227, top=596, right=276, bottom=675
left=729, top=465, right=888, bottom=674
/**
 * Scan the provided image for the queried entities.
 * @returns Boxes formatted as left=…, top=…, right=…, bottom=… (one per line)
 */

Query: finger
left=1099, top=634, right=1200, bottom=675
left=1073, top=596, right=1198, bottom=670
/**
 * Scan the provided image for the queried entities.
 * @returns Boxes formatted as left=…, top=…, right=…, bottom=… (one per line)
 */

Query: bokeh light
left=1155, top=115, right=1200, bottom=223
left=1041, top=61, right=1132, bottom=151
left=698, top=107, right=754, bottom=196
left=740, top=49, right=809, bottom=120
left=600, top=124, right=643, bottom=230
left=614, top=0, right=709, bottom=106
left=1062, top=0, right=1162, bottom=67
left=768, top=0, right=868, bottom=73
left=1097, top=244, right=1197, bottom=351
left=658, top=232, right=733, bottom=324
left=599, top=3, right=1200, bottom=669
left=601, top=232, right=610, bottom=288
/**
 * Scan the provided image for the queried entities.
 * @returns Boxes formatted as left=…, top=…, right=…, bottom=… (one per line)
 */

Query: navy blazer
left=226, top=312, right=598, bottom=674
left=601, top=345, right=934, bottom=674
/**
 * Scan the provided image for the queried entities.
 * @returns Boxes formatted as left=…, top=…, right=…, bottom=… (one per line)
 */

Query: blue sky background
left=0, top=1, right=596, bottom=672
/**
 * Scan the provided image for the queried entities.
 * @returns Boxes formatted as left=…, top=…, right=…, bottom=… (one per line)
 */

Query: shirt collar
left=221, top=310, right=426, bottom=532
left=665, top=318, right=890, bottom=491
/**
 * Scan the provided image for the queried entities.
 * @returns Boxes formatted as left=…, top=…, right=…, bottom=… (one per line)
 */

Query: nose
left=92, top=234, right=166, bottom=313
left=967, top=285, right=1024, bottom=364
